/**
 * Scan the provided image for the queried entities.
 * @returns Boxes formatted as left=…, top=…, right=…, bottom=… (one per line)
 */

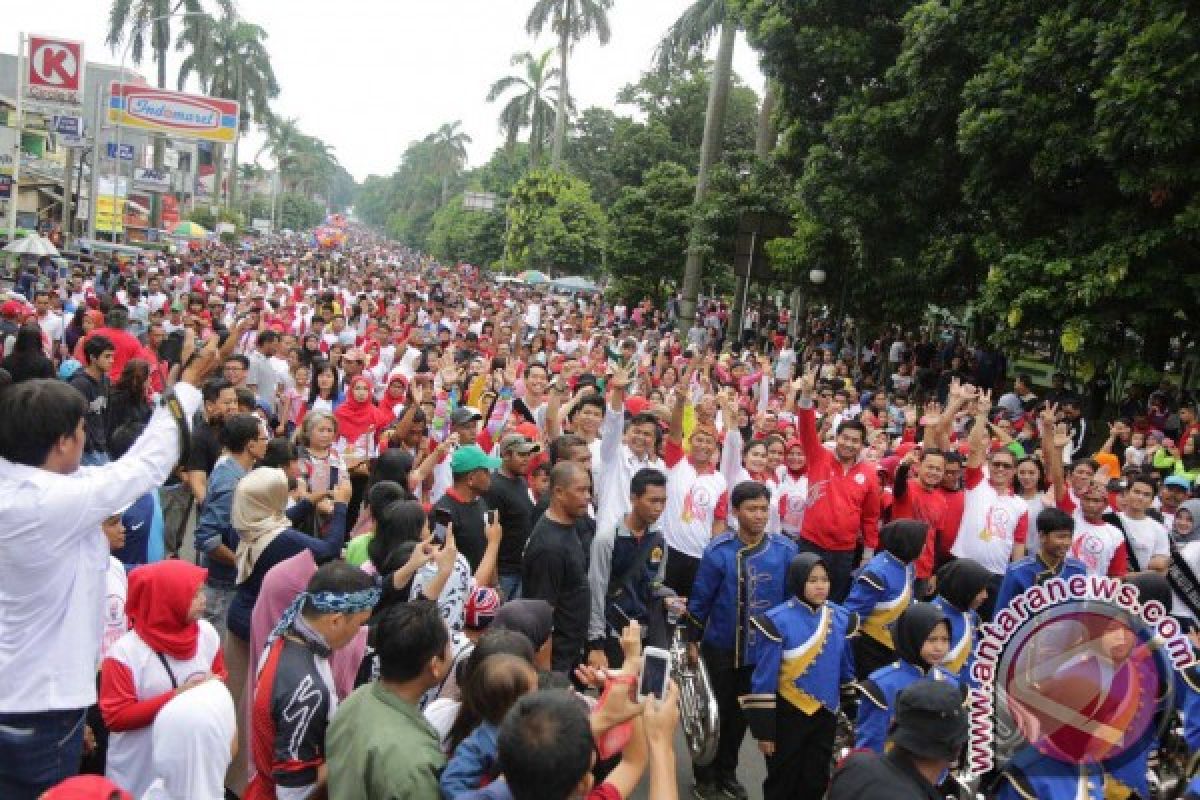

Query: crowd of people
left=2, top=225, right=1200, bottom=800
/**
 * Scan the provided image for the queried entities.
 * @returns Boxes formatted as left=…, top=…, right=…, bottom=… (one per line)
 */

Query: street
left=631, top=730, right=766, bottom=800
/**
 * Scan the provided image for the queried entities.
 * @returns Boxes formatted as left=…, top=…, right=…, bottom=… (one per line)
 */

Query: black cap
left=888, top=680, right=968, bottom=760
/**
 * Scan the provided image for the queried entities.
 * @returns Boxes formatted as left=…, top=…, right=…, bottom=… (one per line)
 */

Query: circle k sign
left=25, top=35, right=85, bottom=109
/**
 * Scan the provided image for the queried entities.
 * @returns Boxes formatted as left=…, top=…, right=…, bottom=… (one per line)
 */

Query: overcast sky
left=8, top=1, right=764, bottom=181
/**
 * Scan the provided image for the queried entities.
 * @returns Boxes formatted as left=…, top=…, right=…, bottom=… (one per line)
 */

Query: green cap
left=450, top=444, right=502, bottom=475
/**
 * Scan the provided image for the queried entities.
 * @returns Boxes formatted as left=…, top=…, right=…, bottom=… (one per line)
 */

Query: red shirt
left=937, top=487, right=966, bottom=565
left=796, top=406, right=882, bottom=551
left=892, top=476, right=950, bottom=579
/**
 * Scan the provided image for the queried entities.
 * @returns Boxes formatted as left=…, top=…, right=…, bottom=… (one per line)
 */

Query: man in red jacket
left=793, top=368, right=882, bottom=602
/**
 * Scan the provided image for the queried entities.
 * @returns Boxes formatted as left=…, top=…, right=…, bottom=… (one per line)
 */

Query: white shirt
left=104, top=622, right=222, bottom=798
left=0, top=382, right=201, bottom=713
left=1070, top=512, right=1126, bottom=575
left=661, top=440, right=728, bottom=559
left=101, top=557, right=128, bottom=663
left=594, top=407, right=666, bottom=542
left=1118, top=513, right=1169, bottom=572
left=952, top=466, right=1030, bottom=575
left=38, top=311, right=64, bottom=344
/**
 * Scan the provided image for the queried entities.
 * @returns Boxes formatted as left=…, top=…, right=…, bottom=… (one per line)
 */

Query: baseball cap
left=888, top=680, right=969, bottom=760
left=450, top=406, right=483, bottom=427
left=0, top=299, right=23, bottom=318
left=465, top=586, right=501, bottom=630
left=41, top=775, right=133, bottom=800
left=499, top=434, right=541, bottom=455
left=1165, top=475, right=1192, bottom=491
left=450, top=444, right=501, bottom=474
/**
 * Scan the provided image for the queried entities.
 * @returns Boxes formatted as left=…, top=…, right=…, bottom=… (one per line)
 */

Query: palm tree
left=526, top=0, right=613, bottom=167
left=106, top=0, right=229, bottom=226
left=176, top=10, right=280, bottom=209
left=423, top=121, right=473, bottom=206
left=288, top=135, right=339, bottom=200
left=486, top=49, right=562, bottom=166
left=654, top=0, right=738, bottom=334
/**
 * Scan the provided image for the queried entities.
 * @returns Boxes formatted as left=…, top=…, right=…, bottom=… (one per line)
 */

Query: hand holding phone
left=432, top=508, right=453, bottom=545
left=638, top=646, right=670, bottom=702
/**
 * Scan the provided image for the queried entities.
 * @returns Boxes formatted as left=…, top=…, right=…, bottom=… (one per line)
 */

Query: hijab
left=786, top=552, right=826, bottom=606
left=881, top=519, right=929, bottom=564
left=126, top=560, right=207, bottom=660
left=936, top=558, right=992, bottom=612
left=232, top=467, right=292, bottom=583
left=1175, top=499, right=1200, bottom=545
left=493, top=599, right=554, bottom=651
left=142, top=679, right=235, bottom=800
left=335, top=374, right=391, bottom=442
left=891, top=602, right=948, bottom=671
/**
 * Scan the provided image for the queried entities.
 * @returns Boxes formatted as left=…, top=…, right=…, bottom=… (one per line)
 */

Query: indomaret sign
left=108, top=82, right=239, bottom=144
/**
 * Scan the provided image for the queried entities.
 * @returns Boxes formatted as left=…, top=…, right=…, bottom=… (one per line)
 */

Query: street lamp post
left=89, top=9, right=209, bottom=245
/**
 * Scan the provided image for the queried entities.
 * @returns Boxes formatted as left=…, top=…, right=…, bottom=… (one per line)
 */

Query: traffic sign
left=25, top=36, right=85, bottom=110
left=106, top=143, right=135, bottom=161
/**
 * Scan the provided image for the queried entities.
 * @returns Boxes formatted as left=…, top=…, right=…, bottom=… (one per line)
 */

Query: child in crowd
left=994, top=507, right=1088, bottom=614
left=930, top=557, right=991, bottom=687
left=843, top=519, right=928, bottom=679
left=855, top=602, right=960, bottom=754
left=440, top=654, right=540, bottom=797
left=742, top=553, right=858, bottom=799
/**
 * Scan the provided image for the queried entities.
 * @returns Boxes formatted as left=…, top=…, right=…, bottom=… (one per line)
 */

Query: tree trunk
left=678, top=19, right=736, bottom=335
left=441, top=175, right=449, bottom=207
left=551, top=25, right=569, bottom=167
left=755, top=79, right=778, bottom=159
left=229, top=129, right=240, bottom=211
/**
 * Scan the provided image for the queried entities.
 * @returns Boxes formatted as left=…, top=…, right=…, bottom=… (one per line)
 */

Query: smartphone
left=432, top=508, right=453, bottom=545
left=638, top=647, right=670, bottom=702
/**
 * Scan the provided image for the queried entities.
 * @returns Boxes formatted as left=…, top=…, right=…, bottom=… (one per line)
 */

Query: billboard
left=96, top=196, right=125, bottom=233
left=25, top=36, right=85, bottom=110
left=108, top=82, right=239, bottom=144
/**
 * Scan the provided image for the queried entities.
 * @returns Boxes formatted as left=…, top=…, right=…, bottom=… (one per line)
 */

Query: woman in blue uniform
left=931, top=557, right=990, bottom=688
left=741, top=553, right=858, bottom=799
left=844, top=519, right=928, bottom=680
left=855, top=601, right=961, bottom=754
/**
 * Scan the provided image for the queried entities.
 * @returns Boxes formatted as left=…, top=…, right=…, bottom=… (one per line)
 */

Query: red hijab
left=126, top=561, right=207, bottom=660
left=335, top=375, right=391, bottom=442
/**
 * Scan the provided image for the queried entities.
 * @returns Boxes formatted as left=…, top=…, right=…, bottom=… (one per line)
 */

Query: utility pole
left=6, top=33, right=27, bottom=243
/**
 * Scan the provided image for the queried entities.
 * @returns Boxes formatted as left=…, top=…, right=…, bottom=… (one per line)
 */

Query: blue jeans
left=499, top=573, right=521, bottom=602
left=0, top=707, right=88, bottom=799
left=81, top=451, right=109, bottom=467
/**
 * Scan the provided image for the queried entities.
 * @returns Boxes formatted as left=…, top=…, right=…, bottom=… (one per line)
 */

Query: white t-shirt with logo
left=101, top=556, right=128, bottom=663
left=662, top=440, right=729, bottom=558
left=952, top=466, right=1029, bottom=575
left=1070, top=511, right=1126, bottom=576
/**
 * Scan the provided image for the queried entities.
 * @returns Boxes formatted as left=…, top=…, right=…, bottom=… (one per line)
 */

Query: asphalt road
left=630, top=728, right=766, bottom=800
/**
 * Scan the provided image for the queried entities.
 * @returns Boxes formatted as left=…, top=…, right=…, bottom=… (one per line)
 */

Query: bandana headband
left=269, top=586, right=381, bottom=643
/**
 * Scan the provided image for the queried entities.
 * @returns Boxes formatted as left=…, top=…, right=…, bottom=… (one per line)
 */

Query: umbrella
left=517, top=269, right=549, bottom=285
left=550, top=275, right=600, bottom=293
left=171, top=221, right=208, bottom=239
left=3, top=234, right=59, bottom=257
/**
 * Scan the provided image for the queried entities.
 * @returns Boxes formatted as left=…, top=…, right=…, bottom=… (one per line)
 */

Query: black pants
left=694, top=645, right=751, bottom=784
left=346, top=472, right=369, bottom=532
left=764, top=702, right=837, bottom=800
left=796, top=540, right=857, bottom=603
left=665, top=547, right=701, bottom=597
left=852, top=635, right=895, bottom=682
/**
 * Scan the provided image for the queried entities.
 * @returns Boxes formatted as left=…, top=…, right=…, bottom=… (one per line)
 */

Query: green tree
left=565, top=108, right=685, bottom=207
left=526, top=0, right=614, bottom=166
left=505, top=169, right=607, bottom=274
left=607, top=162, right=696, bottom=303
left=424, top=121, right=473, bottom=206
left=176, top=10, right=280, bottom=209
left=486, top=49, right=563, bottom=166
left=428, top=196, right=507, bottom=267
left=277, top=192, right=324, bottom=231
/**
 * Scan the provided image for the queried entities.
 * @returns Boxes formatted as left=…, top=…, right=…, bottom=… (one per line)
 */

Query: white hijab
left=141, top=679, right=236, bottom=800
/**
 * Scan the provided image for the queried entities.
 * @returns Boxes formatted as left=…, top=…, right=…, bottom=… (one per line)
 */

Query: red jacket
left=797, top=406, right=882, bottom=551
